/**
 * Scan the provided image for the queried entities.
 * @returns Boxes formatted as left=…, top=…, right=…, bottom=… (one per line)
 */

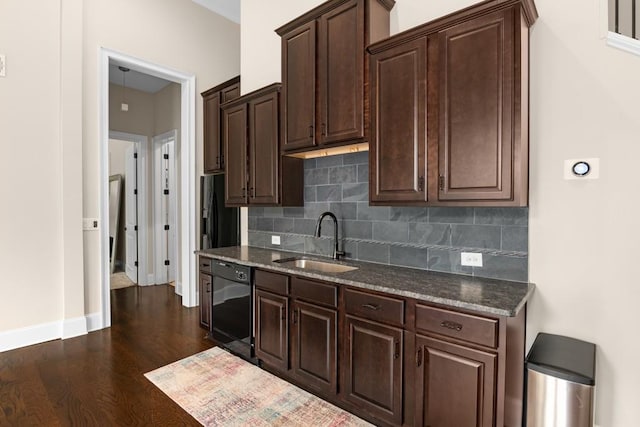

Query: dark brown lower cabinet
left=254, top=289, right=289, bottom=371
left=198, top=273, right=212, bottom=331
left=344, top=315, right=403, bottom=425
left=291, top=300, right=337, bottom=394
left=415, top=335, right=497, bottom=427
left=252, top=268, right=526, bottom=426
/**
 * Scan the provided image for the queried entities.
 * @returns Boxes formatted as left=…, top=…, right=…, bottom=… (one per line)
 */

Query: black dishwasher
left=210, top=260, right=255, bottom=363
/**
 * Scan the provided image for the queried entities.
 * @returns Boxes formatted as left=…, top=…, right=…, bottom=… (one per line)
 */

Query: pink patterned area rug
left=144, top=347, right=372, bottom=426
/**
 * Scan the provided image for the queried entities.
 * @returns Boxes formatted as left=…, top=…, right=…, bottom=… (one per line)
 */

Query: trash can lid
left=526, top=333, right=596, bottom=386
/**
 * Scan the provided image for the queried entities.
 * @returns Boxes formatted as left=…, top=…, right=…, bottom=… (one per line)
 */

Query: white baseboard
left=1, top=312, right=106, bottom=353
left=86, top=312, right=103, bottom=332
left=62, top=316, right=88, bottom=339
left=0, top=320, right=61, bottom=353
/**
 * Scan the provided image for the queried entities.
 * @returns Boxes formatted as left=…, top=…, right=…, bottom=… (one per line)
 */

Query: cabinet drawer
left=415, top=304, right=498, bottom=348
left=291, top=277, right=337, bottom=308
left=255, top=269, right=289, bottom=295
left=199, top=257, right=212, bottom=273
left=344, top=289, right=404, bottom=326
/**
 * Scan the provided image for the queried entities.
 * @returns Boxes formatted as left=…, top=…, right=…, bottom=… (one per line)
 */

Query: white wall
left=241, top=0, right=640, bottom=425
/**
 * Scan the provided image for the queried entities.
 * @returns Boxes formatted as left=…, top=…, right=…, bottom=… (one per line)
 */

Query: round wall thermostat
left=572, top=161, right=591, bottom=177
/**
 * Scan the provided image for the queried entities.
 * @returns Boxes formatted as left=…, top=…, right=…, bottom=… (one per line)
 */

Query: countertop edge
left=197, top=249, right=533, bottom=318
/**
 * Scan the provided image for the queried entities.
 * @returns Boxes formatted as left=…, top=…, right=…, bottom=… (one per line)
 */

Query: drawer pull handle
left=361, top=303, right=380, bottom=311
left=441, top=320, right=463, bottom=331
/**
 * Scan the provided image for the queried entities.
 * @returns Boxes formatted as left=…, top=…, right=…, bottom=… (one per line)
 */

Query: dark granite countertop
left=197, top=246, right=534, bottom=317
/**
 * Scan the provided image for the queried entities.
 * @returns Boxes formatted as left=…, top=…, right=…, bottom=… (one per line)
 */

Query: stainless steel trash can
left=526, top=333, right=596, bottom=427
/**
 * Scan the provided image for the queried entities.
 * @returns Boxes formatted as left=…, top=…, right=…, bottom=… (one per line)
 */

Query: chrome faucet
left=315, top=211, right=345, bottom=260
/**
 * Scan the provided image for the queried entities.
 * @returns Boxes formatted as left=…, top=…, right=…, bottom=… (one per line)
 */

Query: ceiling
left=108, top=63, right=172, bottom=94
left=192, top=0, right=240, bottom=23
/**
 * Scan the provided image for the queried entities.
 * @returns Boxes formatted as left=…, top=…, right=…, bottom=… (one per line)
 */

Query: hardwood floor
left=0, top=285, right=214, bottom=426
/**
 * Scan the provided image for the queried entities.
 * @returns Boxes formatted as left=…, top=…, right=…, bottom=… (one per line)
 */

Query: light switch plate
left=461, top=252, right=483, bottom=267
left=271, top=235, right=281, bottom=245
left=0, top=54, right=6, bottom=77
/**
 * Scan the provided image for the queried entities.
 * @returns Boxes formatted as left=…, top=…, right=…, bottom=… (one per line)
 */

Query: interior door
left=124, top=144, right=138, bottom=283
left=153, top=132, right=178, bottom=285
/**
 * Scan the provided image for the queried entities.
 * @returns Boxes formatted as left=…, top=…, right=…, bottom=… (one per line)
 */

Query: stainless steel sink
left=273, top=257, right=358, bottom=273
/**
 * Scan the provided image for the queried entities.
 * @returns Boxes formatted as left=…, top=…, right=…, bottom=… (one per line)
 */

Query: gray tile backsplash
left=248, top=154, right=529, bottom=282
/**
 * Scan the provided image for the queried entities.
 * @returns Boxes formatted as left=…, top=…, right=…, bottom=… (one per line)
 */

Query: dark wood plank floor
left=0, top=285, right=214, bottom=426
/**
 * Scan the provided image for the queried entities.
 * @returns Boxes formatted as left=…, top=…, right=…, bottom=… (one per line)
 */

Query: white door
left=154, top=131, right=178, bottom=285
left=125, top=144, right=138, bottom=283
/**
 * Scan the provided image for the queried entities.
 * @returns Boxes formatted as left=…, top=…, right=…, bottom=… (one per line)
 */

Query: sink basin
left=273, top=257, right=358, bottom=273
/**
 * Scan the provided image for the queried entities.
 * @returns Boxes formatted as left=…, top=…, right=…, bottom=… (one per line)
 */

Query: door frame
left=99, top=48, right=198, bottom=329
left=108, top=130, right=149, bottom=286
left=152, top=130, right=178, bottom=286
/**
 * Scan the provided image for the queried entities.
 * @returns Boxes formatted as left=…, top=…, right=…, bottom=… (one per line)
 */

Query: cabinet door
left=317, top=0, right=363, bottom=145
left=223, top=103, right=248, bottom=206
left=370, top=37, right=428, bottom=204
left=255, top=289, right=289, bottom=372
left=282, top=21, right=317, bottom=151
left=436, top=9, right=516, bottom=203
left=220, top=82, right=240, bottom=104
left=291, top=301, right=337, bottom=394
left=198, top=273, right=212, bottom=330
left=249, top=91, right=279, bottom=205
left=344, top=315, right=403, bottom=425
left=203, top=92, right=221, bottom=173
left=415, top=335, right=497, bottom=427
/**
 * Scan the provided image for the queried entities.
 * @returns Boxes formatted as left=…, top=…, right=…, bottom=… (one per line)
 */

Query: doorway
left=108, top=131, right=148, bottom=290
left=99, top=48, right=198, bottom=329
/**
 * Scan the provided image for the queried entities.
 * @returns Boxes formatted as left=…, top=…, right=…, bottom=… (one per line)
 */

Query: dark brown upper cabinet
left=201, top=76, right=240, bottom=174
left=369, top=0, right=538, bottom=207
left=369, top=37, right=428, bottom=204
left=222, top=84, right=303, bottom=207
left=276, top=0, right=395, bottom=154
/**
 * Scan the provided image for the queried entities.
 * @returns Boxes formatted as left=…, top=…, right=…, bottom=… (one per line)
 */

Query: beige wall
left=241, top=0, right=640, bottom=425
left=0, top=0, right=239, bottom=339
left=83, top=0, right=240, bottom=314
left=0, top=0, right=65, bottom=331
left=528, top=1, right=640, bottom=425
left=155, top=83, right=182, bottom=136
left=109, top=83, right=155, bottom=137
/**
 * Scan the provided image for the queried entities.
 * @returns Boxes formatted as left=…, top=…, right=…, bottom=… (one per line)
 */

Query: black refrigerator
left=200, top=175, right=239, bottom=249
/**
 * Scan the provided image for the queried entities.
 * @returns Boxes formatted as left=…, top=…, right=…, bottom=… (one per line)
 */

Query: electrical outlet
left=271, top=235, right=281, bottom=245
left=461, top=252, right=482, bottom=267
left=0, top=54, right=6, bottom=77
left=83, top=218, right=99, bottom=230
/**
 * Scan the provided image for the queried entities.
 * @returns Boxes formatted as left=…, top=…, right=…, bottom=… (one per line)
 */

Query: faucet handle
left=334, top=250, right=346, bottom=260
